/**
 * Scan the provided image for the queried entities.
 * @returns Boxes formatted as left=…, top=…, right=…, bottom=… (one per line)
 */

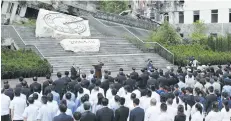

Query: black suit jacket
left=81, top=111, right=97, bottom=121
left=53, top=113, right=73, bottom=121
left=130, top=71, right=139, bottom=80
left=113, top=83, right=122, bottom=91
left=129, top=107, right=144, bottom=121
left=21, top=87, right=31, bottom=99
left=96, top=107, right=114, bottom=121
left=30, top=82, right=41, bottom=93
left=140, top=73, right=149, bottom=87
left=205, top=94, right=217, bottom=113
left=54, top=78, right=67, bottom=95
left=115, top=106, right=129, bottom=121
left=174, top=114, right=186, bottom=121
left=124, top=79, right=136, bottom=89
left=81, top=79, right=90, bottom=89
left=62, top=76, right=71, bottom=84
left=4, top=89, right=14, bottom=100
left=42, top=80, right=49, bottom=95
left=101, top=80, right=109, bottom=95
left=68, top=80, right=78, bottom=93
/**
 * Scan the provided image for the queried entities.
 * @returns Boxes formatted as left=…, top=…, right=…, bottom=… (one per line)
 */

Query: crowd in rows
left=1, top=63, right=231, bottom=121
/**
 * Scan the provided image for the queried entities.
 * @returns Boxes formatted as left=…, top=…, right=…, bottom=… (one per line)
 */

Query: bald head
left=150, top=98, right=157, bottom=106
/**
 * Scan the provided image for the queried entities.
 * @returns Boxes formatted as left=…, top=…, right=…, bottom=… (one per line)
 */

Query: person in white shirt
left=157, top=103, right=172, bottom=121
left=191, top=103, right=204, bottom=121
left=178, top=76, right=187, bottom=90
left=106, top=84, right=114, bottom=99
left=205, top=102, right=222, bottom=121
left=10, top=88, right=27, bottom=121
left=77, top=87, right=90, bottom=100
left=87, top=70, right=94, bottom=82
left=132, top=87, right=141, bottom=99
left=204, top=77, right=212, bottom=92
left=109, top=95, right=120, bottom=112
left=140, top=90, right=152, bottom=111
left=37, top=96, right=54, bottom=121
left=92, top=93, right=104, bottom=114
left=191, top=96, right=204, bottom=116
left=23, top=97, right=39, bottom=121
left=185, top=73, right=196, bottom=88
left=212, top=77, right=221, bottom=93
left=220, top=100, right=231, bottom=121
left=194, top=80, right=204, bottom=91
left=145, top=98, right=160, bottom=121
left=117, top=86, right=126, bottom=98
left=126, top=93, right=137, bottom=111
left=167, top=98, right=177, bottom=121
left=33, top=93, right=42, bottom=109
left=124, top=85, right=132, bottom=105
left=150, top=86, right=160, bottom=103
left=172, top=91, right=184, bottom=109
left=1, top=89, right=11, bottom=121
left=47, top=93, right=59, bottom=119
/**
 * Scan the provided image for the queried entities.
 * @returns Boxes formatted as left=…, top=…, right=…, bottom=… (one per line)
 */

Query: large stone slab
left=35, top=9, right=90, bottom=38
left=60, top=39, right=100, bottom=52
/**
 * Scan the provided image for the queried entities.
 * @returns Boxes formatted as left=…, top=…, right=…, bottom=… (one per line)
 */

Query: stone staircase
left=13, top=20, right=174, bottom=75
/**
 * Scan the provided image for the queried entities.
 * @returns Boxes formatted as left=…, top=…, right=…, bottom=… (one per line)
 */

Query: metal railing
left=1, top=25, right=53, bottom=73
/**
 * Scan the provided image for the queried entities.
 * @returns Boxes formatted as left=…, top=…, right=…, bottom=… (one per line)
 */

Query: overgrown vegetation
left=98, top=1, right=129, bottom=14
left=189, top=20, right=207, bottom=44
left=1, top=49, right=51, bottom=79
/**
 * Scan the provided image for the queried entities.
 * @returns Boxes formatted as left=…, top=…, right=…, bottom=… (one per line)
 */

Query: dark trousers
left=13, top=120, right=23, bottom=121
left=1, top=114, right=9, bottom=121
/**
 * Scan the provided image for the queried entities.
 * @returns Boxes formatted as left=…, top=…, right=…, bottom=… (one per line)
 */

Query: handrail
left=1, top=25, right=53, bottom=72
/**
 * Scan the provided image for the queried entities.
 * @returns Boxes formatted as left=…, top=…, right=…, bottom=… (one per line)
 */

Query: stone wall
left=175, top=23, right=231, bottom=38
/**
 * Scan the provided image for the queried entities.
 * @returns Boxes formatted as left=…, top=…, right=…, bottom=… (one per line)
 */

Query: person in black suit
left=21, top=81, right=31, bottom=99
left=53, top=104, right=74, bottom=121
left=54, top=72, right=67, bottom=98
left=42, top=74, right=52, bottom=95
left=3, top=80, right=13, bottom=92
left=81, top=102, right=96, bottom=121
left=124, top=74, right=136, bottom=90
left=30, top=76, right=42, bottom=93
left=81, top=74, right=90, bottom=89
left=130, top=67, right=139, bottom=80
left=43, top=79, right=53, bottom=95
left=174, top=105, right=186, bottom=121
left=96, top=98, right=114, bottom=121
left=101, top=75, right=110, bottom=96
left=205, top=86, right=217, bottom=113
left=16, top=76, right=26, bottom=88
left=113, top=78, right=122, bottom=91
left=74, top=112, right=81, bottom=121
left=115, top=97, right=129, bottom=121
left=62, top=71, right=71, bottom=84
left=117, top=72, right=127, bottom=84
left=129, top=98, right=144, bottom=121
left=4, top=84, right=14, bottom=100
left=140, top=69, right=149, bottom=88
left=108, top=71, right=114, bottom=84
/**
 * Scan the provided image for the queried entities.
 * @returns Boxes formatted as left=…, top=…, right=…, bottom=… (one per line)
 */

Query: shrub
left=167, top=44, right=231, bottom=66
left=1, top=49, right=51, bottom=79
left=189, top=20, right=207, bottom=44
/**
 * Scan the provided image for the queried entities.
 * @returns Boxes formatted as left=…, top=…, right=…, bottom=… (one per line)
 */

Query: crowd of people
left=1, top=63, right=231, bottom=121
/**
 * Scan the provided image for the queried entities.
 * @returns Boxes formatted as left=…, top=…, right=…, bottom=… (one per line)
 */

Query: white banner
left=60, top=39, right=100, bottom=52
left=35, top=9, right=91, bottom=38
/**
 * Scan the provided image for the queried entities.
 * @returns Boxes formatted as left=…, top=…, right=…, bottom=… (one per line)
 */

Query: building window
left=193, top=10, right=200, bottom=22
left=16, top=5, right=21, bottom=15
left=211, top=9, right=218, bottom=23
left=229, top=9, right=231, bottom=22
left=164, top=13, right=169, bottom=22
left=179, top=12, right=184, bottom=23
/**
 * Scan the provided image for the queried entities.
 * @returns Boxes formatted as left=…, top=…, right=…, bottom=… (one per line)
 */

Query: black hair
left=223, top=100, right=230, bottom=112
left=114, top=95, right=120, bottom=102
left=65, top=71, right=69, bottom=76
left=208, top=86, right=214, bottom=93
left=184, top=101, right=188, bottom=111
left=102, top=98, right=109, bottom=106
left=4, top=84, right=9, bottom=89
left=19, top=76, right=24, bottom=82
left=174, top=91, right=179, bottom=104
left=33, top=93, right=38, bottom=100
left=111, top=89, right=117, bottom=96
left=212, top=102, right=219, bottom=112
left=81, top=96, right=86, bottom=103
left=47, top=93, right=53, bottom=102
left=57, top=72, right=62, bottom=78
left=82, top=74, right=86, bottom=78
left=73, top=112, right=81, bottom=120
left=22, top=80, right=27, bottom=87
left=79, top=88, right=84, bottom=94
left=195, top=103, right=203, bottom=114
left=167, top=98, right=173, bottom=105
left=59, top=104, right=67, bottom=113
left=33, top=77, right=37, bottom=81
left=14, top=87, right=21, bottom=97
left=60, top=100, right=67, bottom=106
left=65, top=92, right=72, bottom=100
left=160, top=103, right=167, bottom=112
left=133, top=98, right=140, bottom=105
left=28, top=97, right=34, bottom=104
left=177, top=104, right=184, bottom=115
left=41, top=95, right=48, bottom=104
left=83, top=102, right=91, bottom=110
left=46, top=74, right=51, bottom=79
left=3, top=80, right=8, bottom=84
left=95, top=80, right=101, bottom=86
left=150, top=85, right=156, bottom=91
left=131, top=93, right=136, bottom=100
left=119, top=97, right=125, bottom=105
left=97, top=93, right=104, bottom=105
left=147, top=90, right=152, bottom=97
left=1, top=89, right=4, bottom=93
left=84, top=94, right=89, bottom=101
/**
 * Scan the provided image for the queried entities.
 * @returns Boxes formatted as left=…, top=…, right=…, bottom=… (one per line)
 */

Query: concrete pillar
left=1, top=1, right=9, bottom=14
left=10, top=2, right=18, bottom=24
left=19, top=6, right=27, bottom=17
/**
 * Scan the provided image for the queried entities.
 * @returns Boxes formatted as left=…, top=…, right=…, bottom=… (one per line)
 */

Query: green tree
left=190, top=20, right=207, bottom=44
left=99, top=1, right=128, bottom=14
left=148, top=21, right=181, bottom=45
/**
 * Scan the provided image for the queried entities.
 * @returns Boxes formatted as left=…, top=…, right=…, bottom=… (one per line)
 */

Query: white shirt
left=34, top=99, right=42, bottom=109
left=106, top=88, right=113, bottom=99
left=29, top=92, right=42, bottom=101
left=140, top=96, right=151, bottom=111
left=191, top=111, right=204, bottom=121
left=1, top=94, right=11, bottom=116
left=132, top=89, right=141, bottom=98
left=23, top=104, right=39, bottom=121
left=37, top=104, right=54, bottom=121
left=213, top=82, right=221, bottom=92
left=191, top=103, right=203, bottom=116
left=9, top=97, right=27, bottom=120
left=172, top=97, right=184, bottom=109
left=47, top=101, right=59, bottom=118
left=77, top=88, right=90, bottom=100
left=220, top=108, right=231, bottom=121
left=167, top=105, right=177, bottom=121
left=56, top=108, right=73, bottom=117
left=145, top=105, right=160, bottom=121
left=205, top=111, right=222, bottom=121
left=20, top=93, right=27, bottom=100
left=151, top=91, right=160, bottom=103
left=178, top=81, right=187, bottom=90
left=185, top=75, right=196, bottom=88
left=118, top=87, right=126, bottom=98
left=194, top=82, right=204, bottom=90
left=87, top=74, right=94, bottom=82
left=204, top=83, right=212, bottom=92
left=109, top=98, right=120, bottom=112
left=157, top=112, right=173, bottom=121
